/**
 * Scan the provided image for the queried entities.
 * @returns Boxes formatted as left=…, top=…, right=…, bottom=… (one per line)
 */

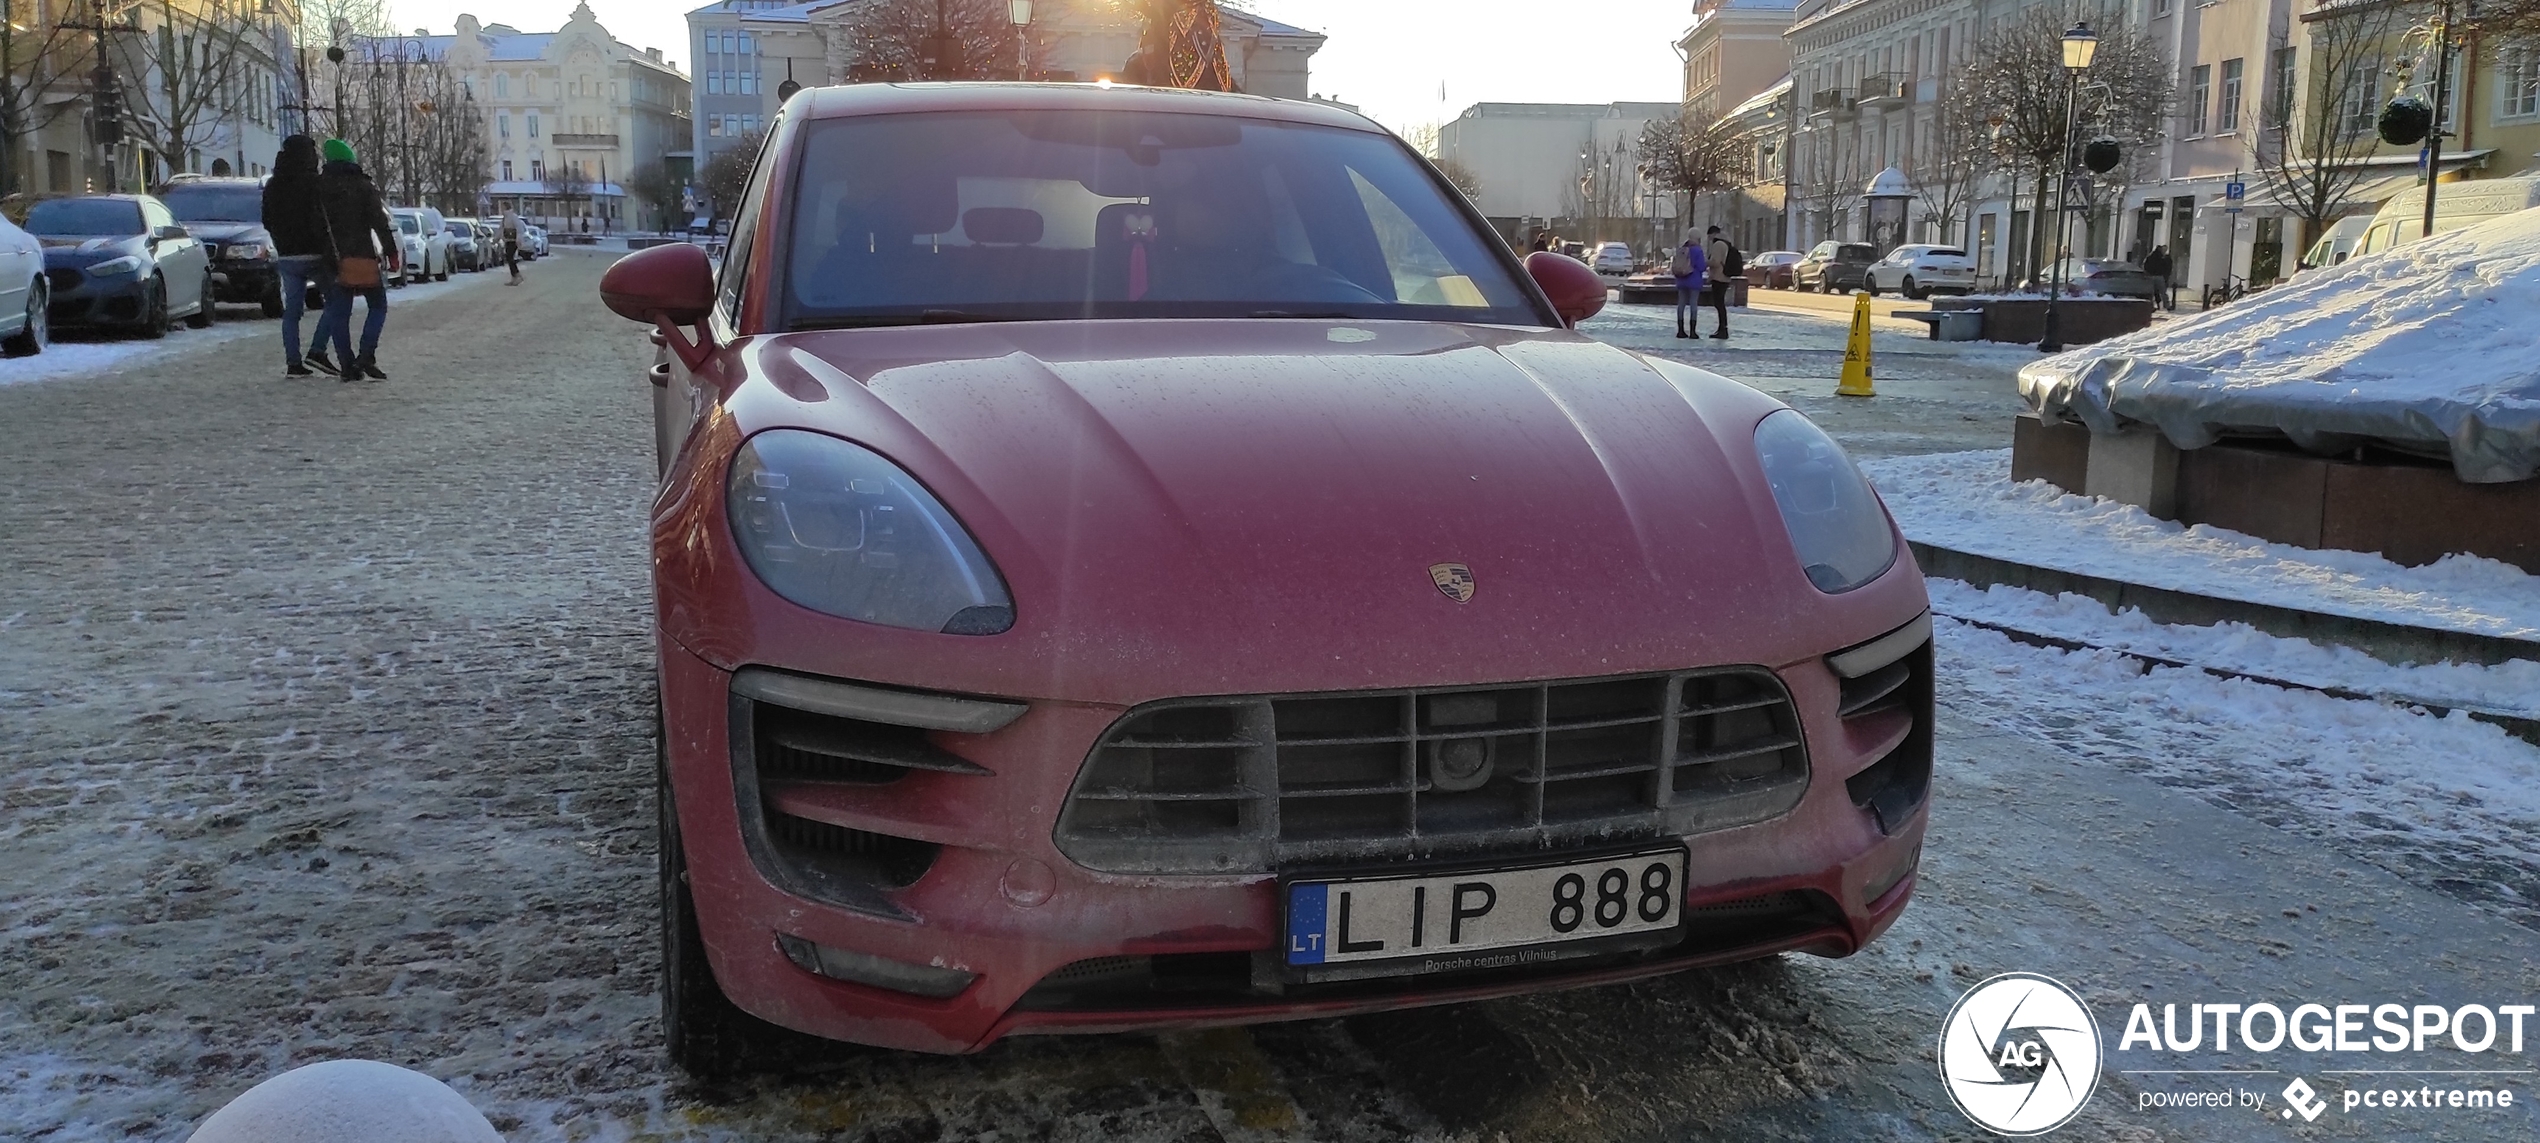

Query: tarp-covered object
left=2019, top=207, right=2540, bottom=483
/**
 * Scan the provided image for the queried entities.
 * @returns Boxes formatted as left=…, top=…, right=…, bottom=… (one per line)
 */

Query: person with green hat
left=310, top=137, right=400, bottom=381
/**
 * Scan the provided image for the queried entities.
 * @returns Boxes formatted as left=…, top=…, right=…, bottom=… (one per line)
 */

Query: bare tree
left=1, top=0, right=93, bottom=195
left=1434, top=156, right=1482, bottom=200
left=2259, top=1, right=2418, bottom=255
left=624, top=160, right=676, bottom=232
left=411, top=67, right=488, bottom=215
left=1640, top=108, right=1752, bottom=229
left=1963, top=8, right=2169, bottom=285
left=296, top=0, right=391, bottom=138
left=841, top=0, right=1048, bottom=82
left=118, top=0, right=265, bottom=177
left=698, top=125, right=767, bottom=225
left=1398, top=121, right=1483, bottom=202
left=1915, top=94, right=1994, bottom=249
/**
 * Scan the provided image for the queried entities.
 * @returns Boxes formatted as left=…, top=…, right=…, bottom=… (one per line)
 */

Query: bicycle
left=2201, top=274, right=2271, bottom=309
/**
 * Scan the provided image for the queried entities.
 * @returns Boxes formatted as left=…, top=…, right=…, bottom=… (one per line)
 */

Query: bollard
left=188, top=1060, right=505, bottom=1143
left=1837, top=290, right=1875, bottom=397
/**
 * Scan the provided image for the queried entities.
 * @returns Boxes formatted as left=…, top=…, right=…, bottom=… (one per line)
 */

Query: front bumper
left=46, top=270, right=153, bottom=328
left=210, top=260, right=278, bottom=302
left=660, top=617, right=1933, bottom=1054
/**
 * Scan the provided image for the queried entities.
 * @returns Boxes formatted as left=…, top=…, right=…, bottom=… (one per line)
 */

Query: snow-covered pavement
left=0, top=270, right=502, bottom=387
left=1863, top=448, right=2540, bottom=640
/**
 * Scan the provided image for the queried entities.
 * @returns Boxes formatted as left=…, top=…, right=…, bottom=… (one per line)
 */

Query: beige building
left=6, top=0, right=301, bottom=194
left=1438, top=102, right=1684, bottom=245
left=689, top=0, right=1325, bottom=181
left=424, top=4, right=691, bottom=230
left=1681, top=0, right=1797, bottom=120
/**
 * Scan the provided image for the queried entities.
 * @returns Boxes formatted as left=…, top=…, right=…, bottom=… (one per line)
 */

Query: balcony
left=1856, top=73, right=1912, bottom=111
left=552, top=133, right=619, bottom=149
left=1808, top=88, right=1856, bottom=120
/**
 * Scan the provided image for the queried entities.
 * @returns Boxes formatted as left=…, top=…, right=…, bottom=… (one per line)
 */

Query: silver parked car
left=2049, top=257, right=2162, bottom=300
left=1865, top=244, right=1977, bottom=299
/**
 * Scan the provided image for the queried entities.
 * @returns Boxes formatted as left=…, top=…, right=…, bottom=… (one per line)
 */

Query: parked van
left=2297, top=214, right=2374, bottom=270
left=2351, top=175, right=2540, bottom=257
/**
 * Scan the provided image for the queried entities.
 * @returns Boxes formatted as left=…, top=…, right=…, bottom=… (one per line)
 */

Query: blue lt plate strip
left=1285, top=882, right=1329, bottom=965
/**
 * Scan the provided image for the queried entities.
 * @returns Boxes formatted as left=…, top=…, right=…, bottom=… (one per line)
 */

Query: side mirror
left=153, top=224, right=187, bottom=242
left=600, top=241, right=718, bottom=369
left=1525, top=251, right=1607, bottom=328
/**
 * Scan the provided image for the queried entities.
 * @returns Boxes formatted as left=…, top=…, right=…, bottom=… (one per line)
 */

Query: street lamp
left=1009, top=0, right=1032, bottom=80
left=2039, top=19, right=2098, bottom=354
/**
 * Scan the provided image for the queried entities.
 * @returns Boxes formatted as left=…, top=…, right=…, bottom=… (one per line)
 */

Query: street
left=2, top=253, right=2533, bottom=1143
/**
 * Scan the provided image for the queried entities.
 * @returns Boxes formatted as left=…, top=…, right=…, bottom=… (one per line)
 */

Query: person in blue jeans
left=1671, top=228, right=1708, bottom=339
left=312, top=138, right=399, bottom=381
left=258, top=135, right=334, bottom=376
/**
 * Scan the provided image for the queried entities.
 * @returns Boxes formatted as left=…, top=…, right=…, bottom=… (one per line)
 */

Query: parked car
left=1794, top=241, right=1878, bottom=292
left=443, top=217, right=484, bottom=272
left=2048, top=257, right=2162, bottom=300
left=0, top=209, right=46, bottom=355
left=27, top=194, right=213, bottom=337
left=599, top=82, right=1931, bottom=1073
left=1743, top=250, right=1803, bottom=289
left=1586, top=240, right=1635, bottom=278
left=157, top=175, right=284, bottom=317
left=389, top=207, right=451, bottom=283
left=522, top=224, right=549, bottom=257
left=1863, top=244, right=1976, bottom=299
left=2352, top=174, right=2540, bottom=258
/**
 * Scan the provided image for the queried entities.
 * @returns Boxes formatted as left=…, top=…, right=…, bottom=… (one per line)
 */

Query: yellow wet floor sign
left=1838, top=290, right=1875, bottom=397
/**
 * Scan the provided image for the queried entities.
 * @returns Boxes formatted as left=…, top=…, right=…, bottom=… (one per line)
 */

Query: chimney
left=647, top=47, right=663, bottom=62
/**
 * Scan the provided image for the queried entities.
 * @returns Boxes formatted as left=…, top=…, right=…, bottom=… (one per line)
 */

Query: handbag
left=338, top=256, right=381, bottom=289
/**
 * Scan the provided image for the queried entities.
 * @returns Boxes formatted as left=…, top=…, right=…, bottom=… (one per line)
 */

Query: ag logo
left=1938, top=972, right=2103, bottom=1136
left=1428, top=562, right=1475, bottom=603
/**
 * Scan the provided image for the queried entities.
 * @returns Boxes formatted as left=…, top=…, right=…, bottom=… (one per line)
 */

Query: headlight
left=726, top=429, right=1015, bottom=635
left=1753, top=409, right=1897, bottom=593
left=87, top=255, right=143, bottom=276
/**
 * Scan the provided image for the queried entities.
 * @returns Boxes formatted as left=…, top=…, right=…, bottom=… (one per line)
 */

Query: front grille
left=1054, top=668, right=1807, bottom=874
left=45, top=268, right=81, bottom=293
left=1837, top=639, right=1933, bottom=835
left=729, top=693, right=955, bottom=918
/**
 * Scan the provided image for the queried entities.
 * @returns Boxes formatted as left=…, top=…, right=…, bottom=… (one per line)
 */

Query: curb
left=1906, top=541, right=2540, bottom=670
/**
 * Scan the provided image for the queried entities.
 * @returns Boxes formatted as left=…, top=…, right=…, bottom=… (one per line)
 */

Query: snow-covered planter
left=1930, top=294, right=2154, bottom=344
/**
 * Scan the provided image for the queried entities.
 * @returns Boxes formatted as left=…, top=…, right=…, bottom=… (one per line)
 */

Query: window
left=2272, top=47, right=2297, bottom=126
left=708, top=114, right=724, bottom=137
left=2505, top=49, right=2540, bottom=119
left=498, top=112, right=510, bottom=137
left=528, top=113, right=539, bottom=137
left=2190, top=64, right=2212, bottom=134
left=2343, top=56, right=2381, bottom=134
left=502, top=160, right=513, bottom=180
left=742, top=71, right=757, bottom=95
left=2219, top=58, right=2243, bottom=131
left=531, top=159, right=545, bottom=180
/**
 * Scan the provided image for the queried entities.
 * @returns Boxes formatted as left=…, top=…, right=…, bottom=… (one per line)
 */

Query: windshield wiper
left=790, top=310, right=1037, bottom=332
left=1247, top=310, right=1364, bottom=319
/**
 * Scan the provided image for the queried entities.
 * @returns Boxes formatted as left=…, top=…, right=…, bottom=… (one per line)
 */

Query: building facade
left=1682, top=0, right=1798, bottom=120
left=424, top=5, right=691, bottom=229
left=1439, top=101, right=1684, bottom=245
left=4, top=0, right=300, bottom=194
left=686, top=0, right=1324, bottom=188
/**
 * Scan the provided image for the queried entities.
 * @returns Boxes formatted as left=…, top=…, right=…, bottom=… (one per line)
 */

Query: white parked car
left=1864, top=244, right=1976, bottom=298
left=388, top=207, right=451, bottom=283
left=0, top=210, right=46, bottom=356
left=1586, top=240, right=1635, bottom=278
left=522, top=224, right=550, bottom=257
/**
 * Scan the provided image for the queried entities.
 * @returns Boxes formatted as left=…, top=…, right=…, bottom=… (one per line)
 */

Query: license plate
left=1284, top=848, right=1687, bottom=973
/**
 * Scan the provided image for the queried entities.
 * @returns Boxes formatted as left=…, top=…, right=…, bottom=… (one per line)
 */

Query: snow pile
left=2017, top=205, right=2540, bottom=481
left=1861, top=449, right=2540, bottom=640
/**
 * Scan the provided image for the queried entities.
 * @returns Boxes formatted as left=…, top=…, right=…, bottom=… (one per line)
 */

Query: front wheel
left=3, top=283, right=45, bottom=357
left=139, top=276, right=168, bottom=339
left=184, top=274, right=216, bottom=329
left=1902, top=276, right=1923, bottom=300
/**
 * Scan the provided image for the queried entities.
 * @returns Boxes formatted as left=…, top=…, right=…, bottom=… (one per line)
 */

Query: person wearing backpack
left=1705, top=225, right=1739, bottom=339
left=1669, top=228, right=1706, bottom=339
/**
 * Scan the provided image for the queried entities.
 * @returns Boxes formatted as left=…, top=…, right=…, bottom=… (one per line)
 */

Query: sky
left=380, top=0, right=1697, bottom=135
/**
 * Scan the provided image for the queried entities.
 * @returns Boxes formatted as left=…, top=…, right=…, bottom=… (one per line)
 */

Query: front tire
left=659, top=697, right=807, bottom=1078
left=3, top=283, right=45, bottom=356
left=184, top=274, right=216, bottom=329
left=1902, top=276, right=1922, bottom=300
left=139, top=276, right=168, bottom=339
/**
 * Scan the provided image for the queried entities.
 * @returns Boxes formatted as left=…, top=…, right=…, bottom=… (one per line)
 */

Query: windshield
left=445, top=221, right=473, bottom=235
left=160, top=184, right=262, bottom=222
left=26, top=198, right=142, bottom=235
left=393, top=214, right=420, bottom=234
left=782, top=110, right=1541, bottom=328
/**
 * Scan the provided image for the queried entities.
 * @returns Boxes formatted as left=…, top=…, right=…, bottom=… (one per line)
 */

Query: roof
left=1455, top=101, right=1681, bottom=120
left=797, top=81, right=1384, bottom=131
left=483, top=179, right=629, bottom=196
left=1725, top=74, right=1793, bottom=119
left=1225, top=6, right=1320, bottom=38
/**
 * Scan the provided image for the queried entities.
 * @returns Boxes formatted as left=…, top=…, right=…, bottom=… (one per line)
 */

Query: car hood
left=183, top=221, right=262, bottom=243
left=675, top=320, right=1921, bottom=703
left=39, top=236, right=142, bottom=261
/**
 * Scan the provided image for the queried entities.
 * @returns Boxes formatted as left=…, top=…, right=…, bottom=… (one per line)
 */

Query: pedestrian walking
left=2143, top=246, right=2175, bottom=311
left=500, top=210, right=525, bottom=284
left=1704, top=225, right=1736, bottom=340
left=259, top=135, right=332, bottom=378
left=1669, top=228, right=1707, bottom=339
left=314, top=138, right=399, bottom=381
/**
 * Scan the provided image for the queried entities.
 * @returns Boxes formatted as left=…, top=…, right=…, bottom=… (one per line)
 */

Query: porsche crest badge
left=1429, top=563, right=1476, bottom=603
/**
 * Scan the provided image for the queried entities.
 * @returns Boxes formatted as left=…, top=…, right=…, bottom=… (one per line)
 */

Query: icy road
left=2, top=257, right=2533, bottom=1141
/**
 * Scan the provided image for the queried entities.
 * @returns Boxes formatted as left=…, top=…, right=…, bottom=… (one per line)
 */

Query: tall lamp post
left=1009, top=0, right=1033, bottom=80
left=2038, top=19, right=2097, bottom=354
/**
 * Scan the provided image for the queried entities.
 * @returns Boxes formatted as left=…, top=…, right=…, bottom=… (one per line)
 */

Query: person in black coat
left=259, top=135, right=332, bottom=376
left=2143, top=246, right=2176, bottom=311
left=312, top=138, right=400, bottom=380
